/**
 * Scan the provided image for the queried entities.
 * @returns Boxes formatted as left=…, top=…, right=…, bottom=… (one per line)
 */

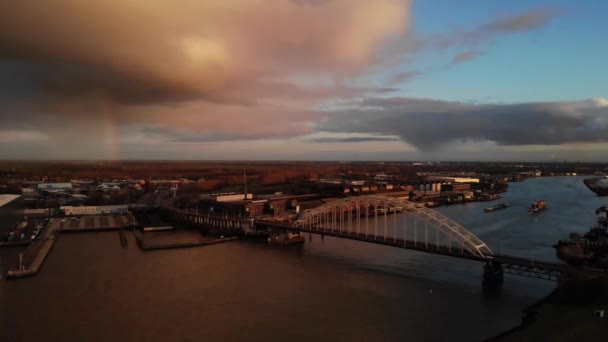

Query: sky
left=0, top=0, right=607, bottom=161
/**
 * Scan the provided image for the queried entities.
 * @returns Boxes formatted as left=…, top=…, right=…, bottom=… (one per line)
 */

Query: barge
left=484, top=203, right=509, bottom=212
left=529, top=200, right=548, bottom=214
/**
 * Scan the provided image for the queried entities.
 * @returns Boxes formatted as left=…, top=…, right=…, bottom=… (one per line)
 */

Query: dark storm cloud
left=37, top=64, right=211, bottom=106
left=321, top=97, right=608, bottom=150
left=0, top=1, right=408, bottom=109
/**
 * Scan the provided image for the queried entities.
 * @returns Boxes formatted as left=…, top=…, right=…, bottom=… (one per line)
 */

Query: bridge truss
left=293, top=195, right=494, bottom=259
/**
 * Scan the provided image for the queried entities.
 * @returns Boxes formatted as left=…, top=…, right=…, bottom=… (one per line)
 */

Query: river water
left=1, top=176, right=604, bottom=341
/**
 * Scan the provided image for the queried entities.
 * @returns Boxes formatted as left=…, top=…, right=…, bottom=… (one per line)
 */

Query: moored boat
left=484, top=203, right=509, bottom=212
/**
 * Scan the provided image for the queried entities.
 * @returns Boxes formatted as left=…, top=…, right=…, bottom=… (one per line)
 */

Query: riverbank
left=584, top=177, right=608, bottom=197
left=488, top=277, right=608, bottom=341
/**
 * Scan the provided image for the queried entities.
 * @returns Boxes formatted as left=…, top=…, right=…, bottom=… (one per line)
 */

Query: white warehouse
left=61, top=205, right=129, bottom=216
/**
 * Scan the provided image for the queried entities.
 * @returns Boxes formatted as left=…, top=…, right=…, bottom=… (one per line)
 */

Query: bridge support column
left=482, top=262, right=504, bottom=288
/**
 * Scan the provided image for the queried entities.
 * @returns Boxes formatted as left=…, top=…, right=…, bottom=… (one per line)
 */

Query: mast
left=243, top=168, right=248, bottom=199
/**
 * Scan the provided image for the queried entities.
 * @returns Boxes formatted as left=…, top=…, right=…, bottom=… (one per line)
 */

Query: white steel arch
left=293, top=195, right=494, bottom=259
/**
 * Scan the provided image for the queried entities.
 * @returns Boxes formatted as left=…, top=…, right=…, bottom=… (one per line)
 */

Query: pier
left=132, top=228, right=238, bottom=250
left=6, top=214, right=137, bottom=278
left=6, top=211, right=242, bottom=279
left=7, top=226, right=59, bottom=278
left=55, top=213, right=137, bottom=233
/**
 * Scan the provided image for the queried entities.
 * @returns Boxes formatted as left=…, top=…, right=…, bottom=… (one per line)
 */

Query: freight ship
left=528, top=200, right=548, bottom=213
left=484, top=203, right=509, bottom=212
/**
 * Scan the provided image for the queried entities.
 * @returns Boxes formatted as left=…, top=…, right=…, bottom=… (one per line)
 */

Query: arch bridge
left=165, top=195, right=595, bottom=283
left=259, top=195, right=585, bottom=282
left=292, top=195, right=493, bottom=259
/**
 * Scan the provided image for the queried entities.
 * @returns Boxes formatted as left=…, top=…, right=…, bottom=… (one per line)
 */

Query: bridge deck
left=259, top=220, right=603, bottom=279
left=160, top=207, right=607, bottom=281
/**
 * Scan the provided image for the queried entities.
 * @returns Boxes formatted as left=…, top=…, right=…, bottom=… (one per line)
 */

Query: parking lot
left=2, top=217, right=48, bottom=244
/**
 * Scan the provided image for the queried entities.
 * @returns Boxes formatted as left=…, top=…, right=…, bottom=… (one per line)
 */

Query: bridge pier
left=482, top=262, right=504, bottom=288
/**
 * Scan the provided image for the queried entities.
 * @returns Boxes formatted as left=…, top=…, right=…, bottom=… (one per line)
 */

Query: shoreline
left=485, top=285, right=560, bottom=341
left=487, top=277, right=608, bottom=341
left=584, top=177, right=608, bottom=197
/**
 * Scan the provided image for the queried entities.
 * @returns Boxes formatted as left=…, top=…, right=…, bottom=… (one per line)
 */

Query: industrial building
left=199, top=193, right=253, bottom=202
left=37, top=183, right=73, bottom=191
left=0, top=194, right=24, bottom=236
left=61, top=205, right=129, bottom=216
left=425, top=176, right=480, bottom=183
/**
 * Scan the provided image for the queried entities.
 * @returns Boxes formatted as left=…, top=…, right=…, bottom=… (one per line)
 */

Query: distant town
left=0, top=161, right=605, bottom=248
left=2, top=161, right=607, bottom=212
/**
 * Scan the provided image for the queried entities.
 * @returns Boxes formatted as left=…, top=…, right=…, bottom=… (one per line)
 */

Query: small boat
left=529, top=200, right=548, bottom=213
left=484, top=203, right=509, bottom=212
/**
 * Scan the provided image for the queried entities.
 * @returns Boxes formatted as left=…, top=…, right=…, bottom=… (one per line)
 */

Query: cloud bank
left=0, top=0, right=409, bottom=107
left=321, top=97, right=608, bottom=150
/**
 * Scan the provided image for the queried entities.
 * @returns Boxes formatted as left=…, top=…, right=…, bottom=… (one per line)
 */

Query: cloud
left=320, top=97, right=608, bottom=151
left=451, top=50, right=484, bottom=64
left=416, top=7, right=560, bottom=52
left=0, top=2, right=581, bottom=161
left=385, top=70, right=419, bottom=86
left=0, top=0, right=412, bottom=156
left=311, top=136, right=400, bottom=143
left=0, top=0, right=409, bottom=107
left=481, top=7, right=559, bottom=33
left=372, top=7, right=560, bottom=80
left=140, top=126, right=263, bottom=143
left=0, top=130, right=49, bottom=143
left=291, top=0, right=332, bottom=6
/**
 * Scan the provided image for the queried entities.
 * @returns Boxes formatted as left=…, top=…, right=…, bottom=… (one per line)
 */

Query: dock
left=6, top=214, right=136, bottom=279
left=133, top=229, right=238, bottom=250
left=6, top=227, right=59, bottom=278
left=5, top=212, right=240, bottom=279
left=56, top=213, right=136, bottom=233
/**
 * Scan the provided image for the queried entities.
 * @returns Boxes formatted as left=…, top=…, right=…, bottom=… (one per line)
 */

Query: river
left=1, top=176, right=604, bottom=341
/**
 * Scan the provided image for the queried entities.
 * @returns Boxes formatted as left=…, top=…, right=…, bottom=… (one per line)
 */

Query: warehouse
left=61, top=205, right=129, bottom=216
